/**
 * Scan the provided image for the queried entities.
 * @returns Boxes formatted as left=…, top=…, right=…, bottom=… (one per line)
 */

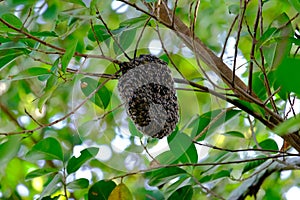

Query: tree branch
left=228, top=158, right=300, bottom=200
left=108, top=154, right=299, bottom=182
left=0, top=17, right=121, bottom=64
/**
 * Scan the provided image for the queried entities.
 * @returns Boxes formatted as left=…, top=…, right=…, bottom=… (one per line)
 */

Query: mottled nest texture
left=117, top=54, right=179, bottom=138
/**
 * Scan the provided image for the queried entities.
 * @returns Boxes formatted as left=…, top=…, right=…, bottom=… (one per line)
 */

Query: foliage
left=0, top=0, right=300, bottom=199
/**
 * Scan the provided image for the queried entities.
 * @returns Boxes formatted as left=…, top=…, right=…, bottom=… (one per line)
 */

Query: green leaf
left=38, top=59, right=59, bottom=112
left=169, top=54, right=199, bottom=80
left=242, top=155, right=267, bottom=174
left=40, top=173, right=62, bottom=199
left=155, top=150, right=179, bottom=165
left=67, top=147, right=99, bottom=174
left=43, top=2, right=58, bottom=20
left=88, top=25, right=111, bottom=42
left=25, top=168, right=58, bottom=180
left=88, top=180, right=117, bottom=200
left=12, top=67, right=51, bottom=80
left=37, top=76, right=58, bottom=112
left=0, top=41, right=28, bottom=50
left=0, top=49, right=24, bottom=69
left=256, top=27, right=277, bottom=49
left=254, top=139, right=278, bottom=151
left=128, top=120, right=143, bottom=137
left=61, top=39, right=78, bottom=72
left=30, top=31, right=58, bottom=37
left=119, top=15, right=149, bottom=28
left=275, top=58, right=300, bottom=96
left=113, top=27, right=136, bottom=56
left=108, top=183, right=133, bottom=200
left=222, top=131, right=245, bottom=138
left=167, top=185, right=193, bottom=200
left=264, top=13, right=293, bottom=69
left=0, top=135, right=21, bottom=166
left=67, top=178, right=89, bottom=190
left=145, top=167, right=187, bottom=187
left=80, top=77, right=112, bottom=109
left=288, top=0, right=300, bottom=12
left=0, top=37, right=10, bottom=43
left=23, top=67, right=51, bottom=76
left=274, top=115, right=300, bottom=136
left=164, top=174, right=191, bottom=198
left=252, top=72, right=267, bottom=101
left=25, top=137, right=64, bottom=161
left=168, top=131, right=198, bottom=163
left=190, top=109, right=241, bottom=140
left=1, top=13, right=23, bottom=29
left=199, top=169, right=232, bottom=183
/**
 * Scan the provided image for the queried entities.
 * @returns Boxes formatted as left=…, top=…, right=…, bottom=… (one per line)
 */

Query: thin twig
left=259, top=49, right=279, bottom=114
left=90, top=19, right=104, bottom=55
left=190, top=174, right=226, bottom=200
left=248, top=3, right=261, bottom=95
left=175, top=87, right=238, bottom=97
left=134, top=17, right=151, bottom=59
left=24, top=109, right=43, bottom=126
left=232, top=0, right=247, bottom=86
left=22, top=7, right=32, bottom=29
left=220, top=15, right=239, bottom=59
left=277, top=13, right=300, bottom=30
left=95, top=103, right=124, bottom=121
left=140, top=138, right=158, bottom=163
left=193, top=107, right=235, bottom=141
left=247, top=115, right=260, bottom=148
left=108, top=154, right=299, bottom=181
left=28, top=54, right=53, bottom=66
left=263, top=87, right=281, bottom=106
left=155, top=23, right=185, bottom=78
left=172, top=0, right=179, bottom=28
left=0, top=102, right=25, bottom=130
left=0, top=18, right=121, bottom=64
left=232, top=160, right=274, bottom=182
left=27, top=46, right=119, bottom=64
left=285, top=95, right=296, bottom=119
left=95, top=7, right=131, bottom=61
left=193, top=141, right=299, bottom=155
left=66, top=68, right=119, bottom=79
left=62, top=167, right=69, bottom=200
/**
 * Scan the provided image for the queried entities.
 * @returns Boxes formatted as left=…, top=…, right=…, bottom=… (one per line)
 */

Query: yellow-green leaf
left=108, top=183, right=133, bottom=200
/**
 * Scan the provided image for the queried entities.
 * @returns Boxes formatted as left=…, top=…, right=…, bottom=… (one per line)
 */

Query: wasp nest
left=117, top=54, right=179, bottom=138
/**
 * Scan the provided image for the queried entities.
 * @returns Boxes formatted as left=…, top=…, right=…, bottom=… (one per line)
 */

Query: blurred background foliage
left=0, top=0, right=300, bottom=199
